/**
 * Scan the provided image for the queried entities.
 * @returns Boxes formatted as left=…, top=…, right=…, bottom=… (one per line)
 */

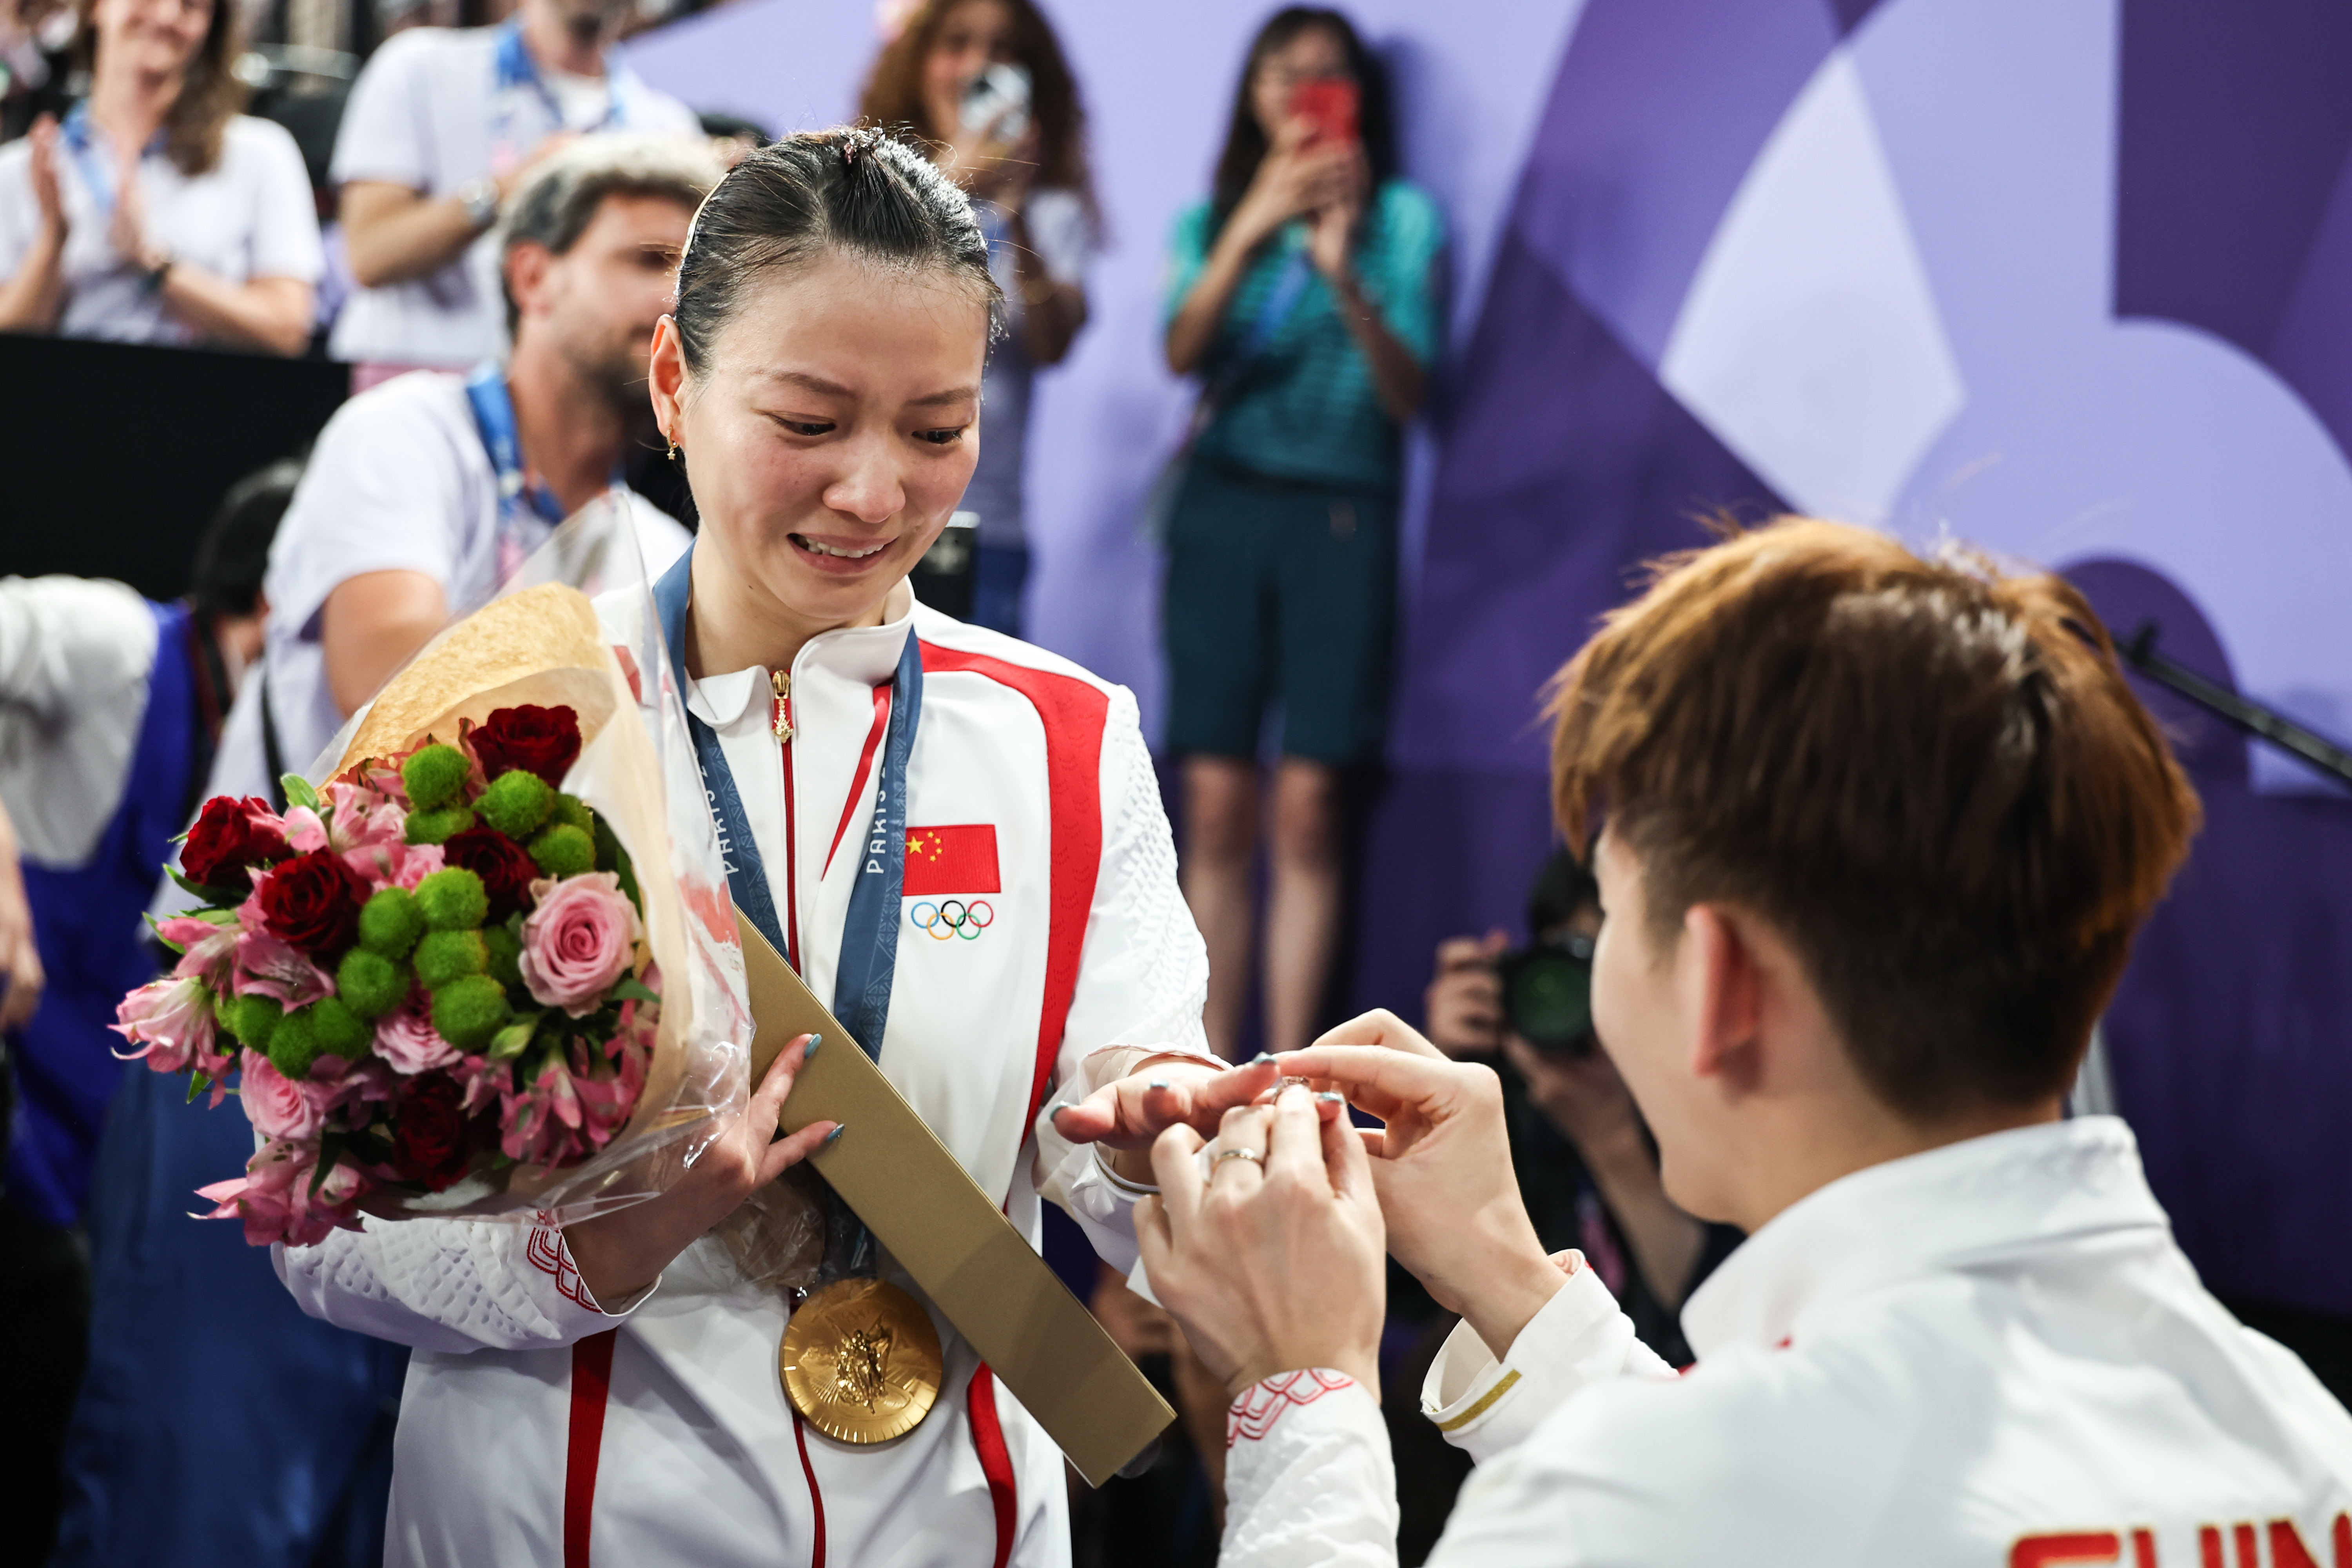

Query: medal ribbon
left=650, top=543, right=920, bottom=1063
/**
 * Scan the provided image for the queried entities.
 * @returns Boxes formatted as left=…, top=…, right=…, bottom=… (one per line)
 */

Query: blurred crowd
left=0, top=2, right=1726, bottom=1563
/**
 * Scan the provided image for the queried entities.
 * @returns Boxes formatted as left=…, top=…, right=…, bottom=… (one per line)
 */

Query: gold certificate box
left=739, top=914, right=1174, bottom=1486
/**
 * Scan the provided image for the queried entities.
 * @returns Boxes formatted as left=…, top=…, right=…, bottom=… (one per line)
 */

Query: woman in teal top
left=1162, top=5, right=1444, bottom=1060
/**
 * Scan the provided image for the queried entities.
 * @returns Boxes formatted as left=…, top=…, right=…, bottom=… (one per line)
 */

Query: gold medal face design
left=779, top=1278, right=943, bottom=1444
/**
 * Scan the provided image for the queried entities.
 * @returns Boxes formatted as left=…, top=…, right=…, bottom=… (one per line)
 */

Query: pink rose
left=518, top=873, right=642, bottom=1017
left=374, top=988, right=460, bottom=1074
left=239, top=1049, right=327, bottom=1142
left=111, top=976, right=218, bottom=1076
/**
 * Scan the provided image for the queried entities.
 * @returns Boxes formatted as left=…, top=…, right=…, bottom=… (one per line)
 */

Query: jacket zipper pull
left=771, top=669, right=793, bottom=745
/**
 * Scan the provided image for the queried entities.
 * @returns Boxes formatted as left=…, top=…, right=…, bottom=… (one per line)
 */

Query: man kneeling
left=1136, top=519, right=2352, bottom=1565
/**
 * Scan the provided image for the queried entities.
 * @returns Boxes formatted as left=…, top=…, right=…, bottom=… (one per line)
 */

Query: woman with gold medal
left=276, top=127, right=1275, bottom=1566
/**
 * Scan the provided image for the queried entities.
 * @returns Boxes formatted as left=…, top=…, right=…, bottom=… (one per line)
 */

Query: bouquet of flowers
left=118, top=523, right=752, bottom=1247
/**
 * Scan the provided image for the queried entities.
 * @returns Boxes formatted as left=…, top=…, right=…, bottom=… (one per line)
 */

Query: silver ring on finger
left=1215, top=1147, right=1264, bottom=1166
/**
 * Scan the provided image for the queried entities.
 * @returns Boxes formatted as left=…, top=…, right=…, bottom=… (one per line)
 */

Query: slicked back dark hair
left=673, top=125, right=1003, bottom=377
left=1211, top=7, right=1398, bottom=231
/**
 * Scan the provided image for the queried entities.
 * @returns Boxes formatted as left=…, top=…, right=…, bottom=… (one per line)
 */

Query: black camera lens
left=1497, top=935, right=1595, bottom=1057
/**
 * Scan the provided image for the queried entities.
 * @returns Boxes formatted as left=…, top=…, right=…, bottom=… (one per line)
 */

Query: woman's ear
left=647, top=316, right=688, bottom=446
left=1684, top=903, right=1762, bottom=1093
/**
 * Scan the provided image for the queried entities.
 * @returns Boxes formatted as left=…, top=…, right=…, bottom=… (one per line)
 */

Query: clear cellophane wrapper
left=312, top=496, right=753, bottom=1228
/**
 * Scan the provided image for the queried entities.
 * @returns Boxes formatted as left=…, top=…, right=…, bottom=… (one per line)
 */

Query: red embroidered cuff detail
left=527, top=1215, right=603, bottom=1314
left=1227, top=1370, right=1357, bottom=1447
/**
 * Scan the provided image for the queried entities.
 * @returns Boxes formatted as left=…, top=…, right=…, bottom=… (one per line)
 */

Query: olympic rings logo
left=909, top=899, right=995, bottom=941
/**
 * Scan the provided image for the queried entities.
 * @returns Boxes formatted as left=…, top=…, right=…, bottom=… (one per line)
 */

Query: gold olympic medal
left=779, top=1277, right=943, bottom=1444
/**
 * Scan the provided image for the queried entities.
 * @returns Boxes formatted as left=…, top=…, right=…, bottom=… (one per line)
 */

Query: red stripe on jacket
left=564, top=1330, right=619, bottom=1568
left=916, top=642, right=1108, bottom=1129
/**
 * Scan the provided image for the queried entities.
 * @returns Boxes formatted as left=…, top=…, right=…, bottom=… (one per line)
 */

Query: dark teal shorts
left=1163, top=462, right=1397, bottom=766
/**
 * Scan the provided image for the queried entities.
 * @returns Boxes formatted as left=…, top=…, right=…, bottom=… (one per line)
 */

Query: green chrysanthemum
left=528, top=824, right=595, bottom=879
left=335, top=948, right=408, bottom=1018
left=478, top=768, right=555, bottom=840
left=416, top=867, right=488, bottom=931
left=432, top=974, right=511, bottom=1050
left=414, top=929, right=487, bottom=989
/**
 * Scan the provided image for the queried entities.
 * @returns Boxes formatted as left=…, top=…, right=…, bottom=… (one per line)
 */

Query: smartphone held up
left=1289, top=77, right=1359, bottom=147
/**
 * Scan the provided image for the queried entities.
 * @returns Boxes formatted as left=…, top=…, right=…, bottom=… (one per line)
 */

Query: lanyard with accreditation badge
left=465, top=363, right=628, bottom=584
left=56, top=101, right=162, bottom=221
left=490, top=17, right=634, bottom=160
left=649, top=544, right=946, bottom=1443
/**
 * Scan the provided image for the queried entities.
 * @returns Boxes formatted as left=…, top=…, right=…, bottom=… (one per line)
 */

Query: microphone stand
left=2121, top=623, right=2352, bottom=790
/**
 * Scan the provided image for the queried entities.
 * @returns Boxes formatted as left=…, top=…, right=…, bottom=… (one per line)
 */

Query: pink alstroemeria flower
left=111, top=975, right=219, bottom=1077
left=501, top=1052, right=591, bottom=1169
left=230, top=887, right=333, bottom=1008
left=157, top=914, right=239, bottom=991
left=195, top=1138, right=367, bottom=1248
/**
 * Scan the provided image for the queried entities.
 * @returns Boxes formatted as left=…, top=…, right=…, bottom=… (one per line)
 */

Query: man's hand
left=1137, top=1085, right=1384, bottom=1399
left=1277, top=1011, right=1567, bottom=1361
left=562, top=1032, right=836, bottom=1307
left=1050, top=1053, right=1281, bottom=1183
left=1425, top=930, right=1507, bottom=1057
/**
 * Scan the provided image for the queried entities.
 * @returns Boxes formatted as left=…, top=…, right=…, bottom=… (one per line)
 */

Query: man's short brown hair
left=1550, top=518, right=2200, bottom=1119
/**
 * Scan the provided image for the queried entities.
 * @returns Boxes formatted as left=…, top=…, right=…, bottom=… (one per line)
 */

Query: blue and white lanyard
left=56, top=101, right=162, bottom=220
left=492, top=17, right=636, bottom=146
left=649, top=543, right=924, bottom=1060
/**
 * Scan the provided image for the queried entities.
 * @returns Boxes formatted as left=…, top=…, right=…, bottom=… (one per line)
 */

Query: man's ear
left=1684, top=903, right=1762, bottom=1091
left=505, top=239, right=555, bottom=325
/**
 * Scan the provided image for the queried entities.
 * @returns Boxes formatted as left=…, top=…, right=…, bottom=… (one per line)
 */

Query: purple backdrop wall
left=630, top=0, right=2352, bottom=1313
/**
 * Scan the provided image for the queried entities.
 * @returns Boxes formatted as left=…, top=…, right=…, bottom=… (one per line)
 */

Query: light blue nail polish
left=1317, top=1091, right=1344, bottom=1103
left=824, top=1124, right=845, bottom=1145
left=804, top=1033, right=822, bottom=1059
left=1147, top=1079, right=1171, bottom=1091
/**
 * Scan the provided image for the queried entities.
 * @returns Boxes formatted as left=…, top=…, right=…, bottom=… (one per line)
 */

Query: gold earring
left=666, top=437, right=680, bottom=461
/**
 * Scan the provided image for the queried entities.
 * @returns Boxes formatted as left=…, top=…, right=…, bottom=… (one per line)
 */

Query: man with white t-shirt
left=326, top=0, right=699, bottom=374
left=205, top=136, right=710, bottom=813
left=1112, top=520, right=2352, bottom=1566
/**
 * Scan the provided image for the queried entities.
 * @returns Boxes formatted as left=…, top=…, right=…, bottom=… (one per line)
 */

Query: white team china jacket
left=278, top=586, right=1211, bottom=1568
left=1220, top=1116, right=2352, bottom=1567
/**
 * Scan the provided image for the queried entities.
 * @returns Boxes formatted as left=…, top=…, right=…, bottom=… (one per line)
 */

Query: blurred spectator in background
left=1423, top=849, right=1742, bottom=1360
left=1379, top=849, right=1737, bottom=1559
left=858, top=0, right=1098, bottom=637
left=0, top=0, right=321, bottom=353
left=0, top=462, right=286, bottom=1562
left=202, top=135, right=703, bottom=817
left=327, top=0, right=698, bottom=382
left=1161, top=6, right=1442, bottom=1060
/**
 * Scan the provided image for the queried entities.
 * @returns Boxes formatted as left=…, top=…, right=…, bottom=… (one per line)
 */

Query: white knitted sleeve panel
left=1035, top=686, right=1214, bottom=1270
left=273, top=1210, right=643, bottom=1353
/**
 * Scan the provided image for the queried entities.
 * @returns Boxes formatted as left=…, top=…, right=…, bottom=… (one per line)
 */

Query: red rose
left=182, top=795, right=290, bottom=891
left=442, top=826, right=541, bottom=919
left=257, top=849, right=370, bottom=955
left=389, top=1075, right=471, bottom=1191
left=470, top=704, right=581, bottom=786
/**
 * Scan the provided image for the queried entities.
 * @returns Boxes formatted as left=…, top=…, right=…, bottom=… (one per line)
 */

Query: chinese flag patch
left=903, top=824, right=1001, bottom=895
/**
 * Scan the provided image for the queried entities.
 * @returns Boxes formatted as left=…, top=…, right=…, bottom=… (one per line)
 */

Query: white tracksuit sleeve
left=1420, top=1259, right=1679, bottom=1463
left=1221, top=1372, right=1399, bottom=1568
left=274, top=1212, right=656, bottom=1354
left=1032, top=686, right=1215, bottom=1276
